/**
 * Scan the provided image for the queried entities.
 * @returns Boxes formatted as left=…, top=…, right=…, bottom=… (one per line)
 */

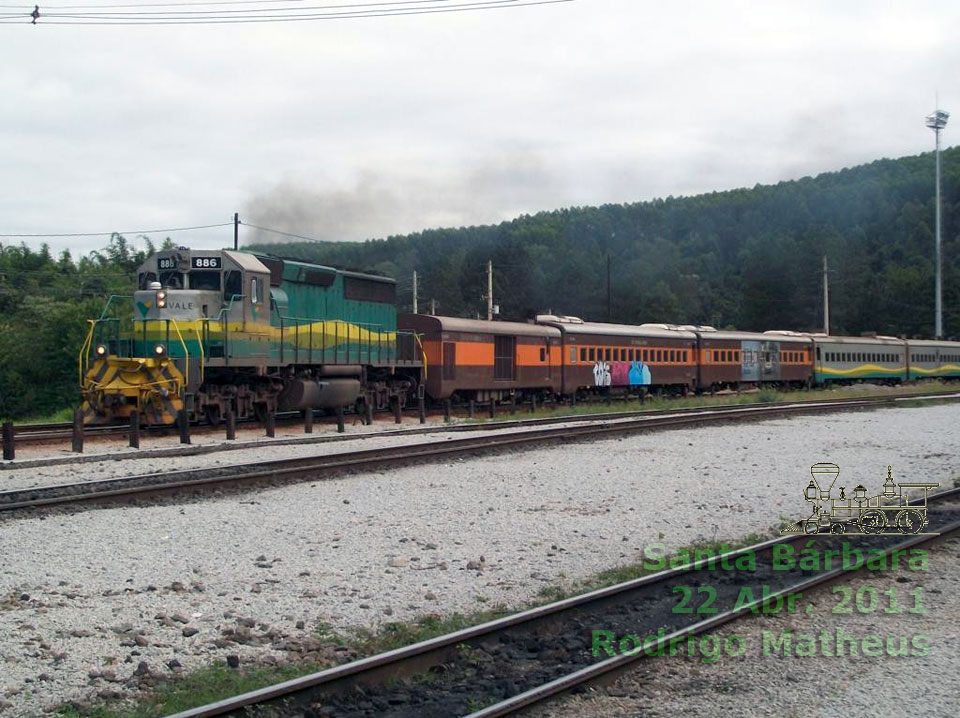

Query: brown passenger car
left=695, top=329, right=813, bottom=390
left=535, top=317, right=698, bottom=395
left=398, top=315, right=561, bottom=402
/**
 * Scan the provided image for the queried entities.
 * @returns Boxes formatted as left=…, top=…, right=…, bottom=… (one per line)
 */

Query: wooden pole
left=2, top=421, right=14, bottom=461
left=128, top=411, right=139, bottom=449
left=178, top=409, right=190, bottom=444
left=72, top=408, right=84, bottom=453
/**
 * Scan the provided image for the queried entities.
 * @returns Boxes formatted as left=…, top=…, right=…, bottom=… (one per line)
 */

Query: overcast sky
left=1, top=0, right=957, bottom=257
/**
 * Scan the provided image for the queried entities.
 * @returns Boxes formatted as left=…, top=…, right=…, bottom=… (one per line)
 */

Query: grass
left=54, top=662, right=323, bottom=718
left=469, top=379, right=957, bottom=425
left=535, top=531, right=774, bottom=603
left=11, top=406, right=77, bottom=425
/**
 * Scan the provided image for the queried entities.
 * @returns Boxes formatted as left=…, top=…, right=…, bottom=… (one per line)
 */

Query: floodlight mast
left=926, top=108, right=949, bottom=338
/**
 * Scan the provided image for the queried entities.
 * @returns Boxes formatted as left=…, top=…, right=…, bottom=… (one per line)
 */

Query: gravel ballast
left=0, top=403, right=957, bottom=716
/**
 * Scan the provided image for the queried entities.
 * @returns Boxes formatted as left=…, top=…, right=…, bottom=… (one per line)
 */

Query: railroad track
left=6, top=389, right=959, bottom=449
left=1, top=392, right=957, bottom=514
left=163, top=487, right=960, bottom=718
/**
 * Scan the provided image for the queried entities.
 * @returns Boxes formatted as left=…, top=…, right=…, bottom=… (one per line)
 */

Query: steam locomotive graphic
left=782, top=463, right=939, bottom=535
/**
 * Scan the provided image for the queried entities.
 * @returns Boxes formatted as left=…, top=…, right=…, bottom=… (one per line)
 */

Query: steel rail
left=7, top=389, right=959, bottom=446
left=469, top=516, right=960, bottom=718
left=163, top=487, right=960, bottom=718
left=2, top=395, right=958, bottom=514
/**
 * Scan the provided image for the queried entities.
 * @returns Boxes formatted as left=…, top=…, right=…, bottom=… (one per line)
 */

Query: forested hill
left=247, top=148, right=960, bottom=339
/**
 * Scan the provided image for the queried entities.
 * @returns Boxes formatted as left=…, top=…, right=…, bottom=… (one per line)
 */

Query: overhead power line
left=0, top=0, right=574, bottom=24
left=0, top=221, right=234, bottom=238
left=242, top=223, right=329, bottom=243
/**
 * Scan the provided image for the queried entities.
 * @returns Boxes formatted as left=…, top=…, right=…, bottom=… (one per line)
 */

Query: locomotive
left=785, top=463, right=939, bottom=535
left=80, top=248, right=420, bottom=425
left=80, top=248, right=960, bottom=425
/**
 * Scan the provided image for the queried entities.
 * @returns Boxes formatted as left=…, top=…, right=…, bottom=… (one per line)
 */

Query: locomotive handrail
left=168, top=318, right=191, bottom=390
left=78, top=320, right=96, bottom=386
left=414, top=332, right=427, bottom=377
left=277, top=315, right=396, bottom=365
left=97, top=295, right=133, bottom=321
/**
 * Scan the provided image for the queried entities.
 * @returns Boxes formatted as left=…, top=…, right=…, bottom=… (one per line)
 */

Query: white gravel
left=0, top=402, right=957, bottom=716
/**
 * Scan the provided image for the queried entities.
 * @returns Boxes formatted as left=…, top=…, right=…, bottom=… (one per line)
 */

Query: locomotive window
left=251, top=277, right=261, bottom=304
left=684, top=350, right=689, bottom=362
left=160, top=270, right=184, bottom=289
left=656, top=350, right=663, bottom=363
left=138, top=272, right=157, bottom=290
left=540, top=347, right=546, bottom=362
left=580, top=348, right=586, bottom=362
left=224, top=270, right=242, bottom=301
left=589, top=348, right=596, bottom=361
left=571, top=347, right=577, bottom=363
left=190, top=271, right=221, bottom=291
left=604, top=348, right=611, bottom=361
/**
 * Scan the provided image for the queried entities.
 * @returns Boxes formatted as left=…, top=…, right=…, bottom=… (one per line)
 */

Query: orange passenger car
left=398, top=315, right=561, bottom=402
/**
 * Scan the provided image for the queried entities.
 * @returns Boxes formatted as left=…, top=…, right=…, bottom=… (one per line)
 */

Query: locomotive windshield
left=137, top=271, right=157, bottom=290
left=160, top=270, right=184, bottom=289
left=190, top=271, right=221, bottom=291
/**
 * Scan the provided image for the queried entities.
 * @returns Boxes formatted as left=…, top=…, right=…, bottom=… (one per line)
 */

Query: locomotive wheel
left=803, top=520, right=819, bottom=535
left=894, top=509, right=925, bottom=534
left=204, top=405, right=222, bottom=426
left=830, top=522, right=846, bottom=534
left=254, top=402, right=269, bottom=425
left=859, top=509, right=887, bottom=534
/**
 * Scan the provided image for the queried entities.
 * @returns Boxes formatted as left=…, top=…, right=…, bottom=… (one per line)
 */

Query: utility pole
left=926, top=106, right=949, bottom=338
left=486, top=260, right=493, bottom=321
left=233, top=212, right=239, bottom=251
left=606, top=253, right=612, bottom=322
left=412, top=271, right=418, bottom=314
left=822, top=255, right=830, bottom=335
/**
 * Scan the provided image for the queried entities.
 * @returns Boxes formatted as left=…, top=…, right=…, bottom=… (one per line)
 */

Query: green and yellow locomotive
left=80, top=248, right=422, bottom=425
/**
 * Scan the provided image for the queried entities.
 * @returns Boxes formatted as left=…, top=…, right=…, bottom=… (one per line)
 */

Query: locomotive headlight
left=153, top=343, right=167, bottom=357
left=95, top=344, right=108, bottom=357
left=156, top=290, right=167, bottom=308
